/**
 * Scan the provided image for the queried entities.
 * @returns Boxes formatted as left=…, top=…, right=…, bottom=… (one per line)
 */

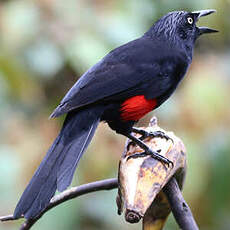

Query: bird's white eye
left=187, top=17, right=193, bottom=24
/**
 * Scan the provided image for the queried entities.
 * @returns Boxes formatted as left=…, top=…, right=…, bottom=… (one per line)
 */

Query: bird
left=14, top=9, right=217, bottom=219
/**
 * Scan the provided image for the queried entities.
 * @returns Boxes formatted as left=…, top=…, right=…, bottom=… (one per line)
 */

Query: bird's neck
left=144, top=32, right=193, bottom=63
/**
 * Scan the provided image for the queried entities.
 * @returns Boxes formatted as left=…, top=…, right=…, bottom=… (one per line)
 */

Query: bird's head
left=145, top=9, right=218, bottom=52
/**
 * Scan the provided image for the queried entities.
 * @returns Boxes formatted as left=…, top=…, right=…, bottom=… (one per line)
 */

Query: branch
left=1, top=177, right=198, bottom=230
left=0, top=178, right=118, bottom=230
left=163, top=177, right=199, bottom=230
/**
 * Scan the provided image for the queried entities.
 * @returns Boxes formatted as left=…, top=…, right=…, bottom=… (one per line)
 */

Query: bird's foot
left=127, top=148, right=173, bottom=168
left=125, top=132, right=173, bottom=168
left=132, top=128, right=173, bottom=143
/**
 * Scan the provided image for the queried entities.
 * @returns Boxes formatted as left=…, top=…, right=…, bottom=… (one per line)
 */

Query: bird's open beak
left=192, top=9, right=218, bottom=35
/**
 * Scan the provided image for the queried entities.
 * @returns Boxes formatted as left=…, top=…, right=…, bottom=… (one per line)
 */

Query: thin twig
left=163, top=177, right=199, bottom=230
left=0, top=178, right=118, bottom=230
left=1, top=177, right=198, bottom=230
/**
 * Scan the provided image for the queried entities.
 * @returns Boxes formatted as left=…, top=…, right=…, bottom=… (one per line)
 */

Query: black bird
left=14, top=9, right=217, bottom=219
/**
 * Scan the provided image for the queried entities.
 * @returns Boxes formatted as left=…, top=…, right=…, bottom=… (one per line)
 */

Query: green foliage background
left=0, top=0, right=229, bottom=229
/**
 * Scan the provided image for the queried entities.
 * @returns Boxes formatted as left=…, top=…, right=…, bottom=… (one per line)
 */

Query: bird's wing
left=50, top=38, right=187, bottom=118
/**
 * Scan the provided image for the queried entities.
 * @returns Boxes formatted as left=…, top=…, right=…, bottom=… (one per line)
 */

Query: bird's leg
left=131, top=127, right=173, bottom=142
left=125, top=133, right=173, bottom=167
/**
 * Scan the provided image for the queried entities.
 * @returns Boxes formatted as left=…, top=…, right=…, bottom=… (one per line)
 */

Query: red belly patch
left=120, top=95, right=157, bottom=121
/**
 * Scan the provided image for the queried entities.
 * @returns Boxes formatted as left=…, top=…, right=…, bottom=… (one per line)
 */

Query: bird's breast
left=120, top=95, right=157, bottom=121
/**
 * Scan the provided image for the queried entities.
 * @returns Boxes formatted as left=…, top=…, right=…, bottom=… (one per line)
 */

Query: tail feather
left=14, top=106, right=104, bottom=219
left=57, top=121, right=99, bottom=192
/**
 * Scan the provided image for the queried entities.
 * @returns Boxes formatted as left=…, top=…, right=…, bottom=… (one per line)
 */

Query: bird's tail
left=13, top=105, right=104, bottom=219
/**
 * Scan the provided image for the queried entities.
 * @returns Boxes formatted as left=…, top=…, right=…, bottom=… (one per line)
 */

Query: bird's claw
left=165, top=159, right=174, bottom=168
left=127, top=149, right=174, bottom=168
left=141, top=130, right=174, bottom=144
left=132, top=128, right=174, bottom=144
left=127, top=152, right=147, bottom=161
